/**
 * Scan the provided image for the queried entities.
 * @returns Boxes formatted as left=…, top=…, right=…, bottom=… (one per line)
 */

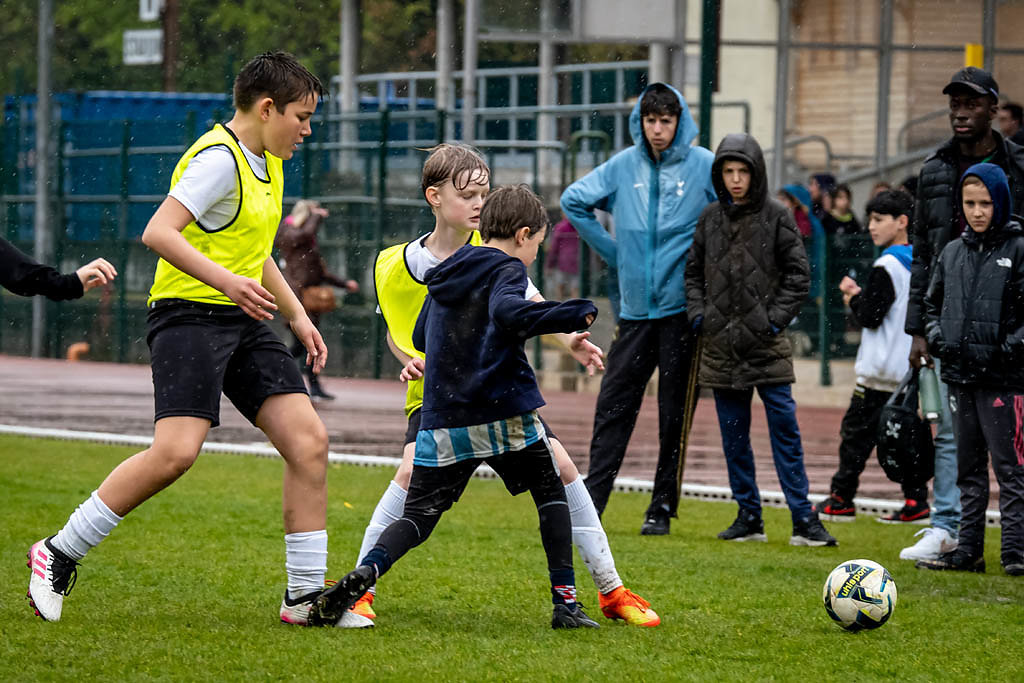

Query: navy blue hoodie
left=413, top=244, right=598, bottom=430
left=925, top=162, right=1024, bottom=388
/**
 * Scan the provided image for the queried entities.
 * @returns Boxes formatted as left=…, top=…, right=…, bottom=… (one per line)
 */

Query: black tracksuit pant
left=830, top=384, right=928, bottom=503
left=948, top=385, right=1024, bottom=566
left=584, top=312, right=694, bottom=518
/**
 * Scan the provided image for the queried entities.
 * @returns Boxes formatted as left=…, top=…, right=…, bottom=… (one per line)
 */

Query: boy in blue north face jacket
left=560, top=83, right=716, bottom=534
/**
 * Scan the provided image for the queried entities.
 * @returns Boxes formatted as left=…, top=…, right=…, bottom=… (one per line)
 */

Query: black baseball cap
left=942, top=67, right=999, bottom=99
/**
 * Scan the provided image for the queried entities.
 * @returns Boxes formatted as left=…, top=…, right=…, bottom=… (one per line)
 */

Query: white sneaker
left=280, top=589, right=322, bottom=625
left=899, top=527, right=958, bottom=561
left=27, top=537, right=79, bottom=622
left=335, top=610, right=374, bottom=629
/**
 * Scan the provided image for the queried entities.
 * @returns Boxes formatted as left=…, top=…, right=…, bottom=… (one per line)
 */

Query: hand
left=222, top=274, right=277, bottom=320
left=76, top=258, right=118, bottom=292
left=909, top=334, right=932, bottom=369
left=312, top=206, right=329, bottom=218
left=400, top=357, right=425, bottom=382
left=566, top=331, right=605, bottom=376
left=838, top=275, right=860, bottom=296
left=344, top=279, right=360, bottom=294
left=584, top=313, right=596, bottom=327
left=291, top=316, right=328, bottom=374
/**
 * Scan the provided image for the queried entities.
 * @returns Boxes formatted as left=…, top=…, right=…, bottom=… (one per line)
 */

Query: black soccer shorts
left=147, top=299, right=308, bottom=427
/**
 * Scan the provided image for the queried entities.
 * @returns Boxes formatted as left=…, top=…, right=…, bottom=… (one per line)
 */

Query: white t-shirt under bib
left=168, top=139, right=269, bottom=231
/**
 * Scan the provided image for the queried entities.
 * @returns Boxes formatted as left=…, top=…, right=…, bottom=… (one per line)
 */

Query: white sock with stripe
left=285, top=530, right=328, bottom=600
left=51, top=490, right=123, bottom=561
left=565, top=477, right=623, bottom=595
left=356, top=480, right=407, bottom=568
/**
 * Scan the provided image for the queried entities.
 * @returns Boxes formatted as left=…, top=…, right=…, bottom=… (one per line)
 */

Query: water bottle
left=919, top=366, right=942, bottom=422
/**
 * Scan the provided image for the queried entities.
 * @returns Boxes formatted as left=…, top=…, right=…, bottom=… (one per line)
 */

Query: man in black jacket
left=902, top=66, right=1024, bottom=562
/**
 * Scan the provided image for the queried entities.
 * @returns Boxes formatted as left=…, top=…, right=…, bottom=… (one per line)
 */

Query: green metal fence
left=1, top=107, right=873, bottom=381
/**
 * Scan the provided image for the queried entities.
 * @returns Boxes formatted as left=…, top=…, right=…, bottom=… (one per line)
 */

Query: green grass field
left=2, top=434, right=1022, bottom=681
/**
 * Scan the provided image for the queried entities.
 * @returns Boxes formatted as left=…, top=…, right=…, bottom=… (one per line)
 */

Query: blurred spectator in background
left=870, top=180, right=892, bottom=198
left=808, top=172, right=836, bottom=220
left=823, top=183, right=861, bottom=235
left=544, top=213, right=580, bottom=300
left=275, top=199, right=359, bottom=400
left=779, top=184, right=824, bottom=300
left=998, top=101, right=1024, bottom=146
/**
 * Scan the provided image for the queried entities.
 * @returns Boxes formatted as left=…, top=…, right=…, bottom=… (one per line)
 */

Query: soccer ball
left=822, top=559, right=897, bottom=631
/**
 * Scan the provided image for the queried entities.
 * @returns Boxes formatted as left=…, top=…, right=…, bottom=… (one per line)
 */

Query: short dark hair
left=233, top=51, right=325, bottom=113
left=865, top=189, right=913, bottom=220
left=480, top=185, right=548, bottom=240
left=1001, top=102, right=1024, bottom=124
left=420, top=143, right=490, bottom=198
left=640, top=83, right=681, bottom=119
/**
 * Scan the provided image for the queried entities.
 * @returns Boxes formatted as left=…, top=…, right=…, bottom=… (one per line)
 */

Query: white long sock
left=51, top=490, right=123, bottom=561
left=356, top=481, right=407, bottom=568
left=565, top=477, right=622, bottom=595
left=285, top=530, right=328, bottom=599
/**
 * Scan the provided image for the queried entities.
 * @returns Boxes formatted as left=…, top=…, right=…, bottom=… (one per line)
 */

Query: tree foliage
left=0, top=1, right=641, bottom=98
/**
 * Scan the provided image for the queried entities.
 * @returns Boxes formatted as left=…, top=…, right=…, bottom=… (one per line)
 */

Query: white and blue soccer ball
left=822, top=559, right=897, bottom=632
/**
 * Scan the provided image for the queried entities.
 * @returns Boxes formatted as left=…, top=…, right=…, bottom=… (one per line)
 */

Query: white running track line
left=0, top=423, right=1000, bottom=526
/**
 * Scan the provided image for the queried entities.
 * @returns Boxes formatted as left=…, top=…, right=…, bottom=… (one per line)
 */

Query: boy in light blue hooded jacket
left=560, top=83, right=716, bottom=534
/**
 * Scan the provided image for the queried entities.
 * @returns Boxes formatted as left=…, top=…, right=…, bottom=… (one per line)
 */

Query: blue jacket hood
left=959, top=162, right=1012, bottom=232
left=782, top=184, right=812, bottom=211
left=629, top=83, right=699, bottom=165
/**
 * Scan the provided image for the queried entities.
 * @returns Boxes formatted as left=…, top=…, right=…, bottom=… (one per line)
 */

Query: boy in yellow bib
left=341, top=143, right=659, bottom=627
left=25, top=52, right=370, bottom=628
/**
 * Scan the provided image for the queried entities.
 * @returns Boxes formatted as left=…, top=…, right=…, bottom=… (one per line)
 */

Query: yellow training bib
left=148, top=124, right=284, bottom=306
left=374, top=232, right=481, bottom=416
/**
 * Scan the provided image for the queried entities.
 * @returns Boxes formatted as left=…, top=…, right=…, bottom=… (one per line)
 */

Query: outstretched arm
left=1, top=237, right=115, bottom=300
left=528, top=291, right=604, bottom=374
left=491, top=264, right=597, bottom=338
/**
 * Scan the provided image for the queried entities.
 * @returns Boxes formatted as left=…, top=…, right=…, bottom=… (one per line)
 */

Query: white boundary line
left=1, top=424, right=1000, bottom=526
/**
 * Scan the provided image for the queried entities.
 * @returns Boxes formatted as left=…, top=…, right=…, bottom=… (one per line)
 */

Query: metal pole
left=771, top=0, right=791, bottom=189
left=649, top=43, right=670, bottom=85
left=698, top=0, right=719, bottom=150
left=462, top=0, right=479, bottom=143
left=32, top=0, right=54, bottom=358
left=982, top=0, right=996, bottom=73
left=339, top=0, right=359, bottom=173
left=437, top=0, right=455, bottom=140
left=874, top=0, right=893, bottom=172
left=671, top=0, right=688, bottom=89
left=538, top=0, right=556, bottom=190
left=372, top=109, right=390, bottom=380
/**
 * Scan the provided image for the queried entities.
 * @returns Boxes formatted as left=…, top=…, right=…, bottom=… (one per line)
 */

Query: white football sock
left=356, top=480, right=407, bottom=570
left=565, top=477, right=622, bottom=595
left=51, top=490, right=123, bottom=561
left=285, top=530, right=328, bottom=600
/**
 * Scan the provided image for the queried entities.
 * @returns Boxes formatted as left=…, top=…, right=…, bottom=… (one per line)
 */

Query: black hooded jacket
left=413, top=244, right=597, bottom=430
left=906, top=132, right=1024, bottom=335
left=684, top=133, right=810, bottom=389
left=924, top=163, right=1024, bottom=389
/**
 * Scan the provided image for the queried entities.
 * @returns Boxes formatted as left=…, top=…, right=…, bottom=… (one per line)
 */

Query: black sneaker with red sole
left=813, top=494, right=856, bottom=521
left=877, top=499, right=930, bottom=524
